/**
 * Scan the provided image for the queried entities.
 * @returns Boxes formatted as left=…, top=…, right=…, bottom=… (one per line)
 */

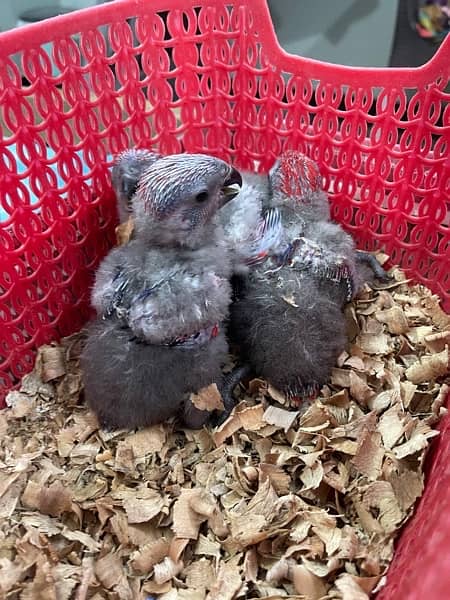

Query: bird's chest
left=255, top=234, right=353, bottom=299
left=175, top=270, right=231, bottom=311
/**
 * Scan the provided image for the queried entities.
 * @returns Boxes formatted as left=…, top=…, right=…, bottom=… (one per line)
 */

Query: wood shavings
left=1, top=262, right=449, bottom=598
left=357, top=331, right=391, bottom=355
left=267, top=383, right=287, bottom=405
left=393, top=421, right=439, bottom=459
left=291, top=564, right=328, bottom=599
left=263, top=405, right=299, bottom=431
left=131, top=538, right=170, bottom=573
left=207, top=557, right=242, bottom=600
left=122, top=489, right=165, bottom=523
left=95, top=553, right=127, bottom=591
left=363, top=481, right=403, bottom=533
left=35, top=344, right=67, bottom=383
left=388, top=468, right=424, bottom=511
left=422, top=294, right=450, bottom=329
left=154, top=557, right=183, bottom=584
left=212, top=403, right=265, bottom=446
left=190, top=383, right=224, bottom=412
left=21, top=480, right=73, bottom=517
left=424, top=330, right=450, bottom=353
left=172, top=488, right=219, bottom=540
left=377, top=405, right=405, bottom=449
left=335, top=573, right=378, bottom=599
left=375, top=305, right=410, bottom=334
left=227, top=477, right=280, bottom=548
left=405, top=347, right=449, bottom=383
left=115, top=218, right=135, bottom=246
left=184, top=557, right=215, bottom=590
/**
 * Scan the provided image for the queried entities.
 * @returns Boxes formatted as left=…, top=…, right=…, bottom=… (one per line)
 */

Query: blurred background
left=1, top=0, right=445, bottom=68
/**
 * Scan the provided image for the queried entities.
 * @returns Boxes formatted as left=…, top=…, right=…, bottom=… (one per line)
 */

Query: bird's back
left=229, top=265, right=347, bottom=394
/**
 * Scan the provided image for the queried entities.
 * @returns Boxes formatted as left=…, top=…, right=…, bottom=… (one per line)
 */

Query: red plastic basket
left=0, top=1, right=449, bottom=596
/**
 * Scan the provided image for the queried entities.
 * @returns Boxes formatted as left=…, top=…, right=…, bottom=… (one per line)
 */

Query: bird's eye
left=195, top=191, right=209, bottom=203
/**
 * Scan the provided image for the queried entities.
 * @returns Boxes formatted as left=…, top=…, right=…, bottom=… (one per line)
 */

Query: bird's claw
left=319, top=258, right=355, bottom=302
left=304, top=382, right=320, bottom=400
left=341, top=266, right=355, bottom=302
left=288, top=382, right=319, bottom=407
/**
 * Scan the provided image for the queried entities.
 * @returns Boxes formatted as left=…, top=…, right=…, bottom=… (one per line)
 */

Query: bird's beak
left=220, top=167, right=243, bottom=205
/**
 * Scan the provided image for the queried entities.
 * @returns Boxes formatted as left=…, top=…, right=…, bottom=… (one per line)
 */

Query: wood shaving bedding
left=0, top=261, right=449, bottom=599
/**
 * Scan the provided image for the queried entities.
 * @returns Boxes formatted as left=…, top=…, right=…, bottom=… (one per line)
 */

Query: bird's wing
left=102, top=267, right=175, bottom=321
left=245, top=207, right=285, bottom=265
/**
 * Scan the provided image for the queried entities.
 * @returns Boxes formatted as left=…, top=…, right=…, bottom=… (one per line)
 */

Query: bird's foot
left=356, top=250, right=391, bottom=282
left=288, top=382, right=319, bottom=408
left=182, top=401, right=210, bottom=429
left=209, top=364, right=252, bottom=428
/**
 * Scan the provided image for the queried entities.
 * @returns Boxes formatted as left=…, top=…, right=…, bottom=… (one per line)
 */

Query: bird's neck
left=135, top=220, right=218, bottom=250
left=278, top=204, right=298, bottom=229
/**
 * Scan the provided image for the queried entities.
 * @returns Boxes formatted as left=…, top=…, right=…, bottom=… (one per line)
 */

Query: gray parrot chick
left=229, top=150, right=386, bottom=408
left=230, top=270, right=347, bottom=404
left=220, top=170, right=275, bottom=273
left=111, top=148, right=161, bottom=223
left=82, top=153, right=242, bottom=431
left=268, top=150, right=330, bottom=224
left=269, top=150, right=389, bottom=301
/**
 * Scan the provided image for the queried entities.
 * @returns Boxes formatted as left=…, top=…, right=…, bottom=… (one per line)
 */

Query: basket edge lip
left=0, top=0, right=448, bottom=89
left=252, top=0, right=450, bottom=86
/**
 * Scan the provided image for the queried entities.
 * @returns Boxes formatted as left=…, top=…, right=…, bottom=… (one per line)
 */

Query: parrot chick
left=82, top=153, right=242, bottom=431
left=220, top=170, right=274, bottom=273
left=229, top=151, right=388, bottom=408
left=268, top=150, right=390, bottom=303
left=111, top=148, right=161, bottom=223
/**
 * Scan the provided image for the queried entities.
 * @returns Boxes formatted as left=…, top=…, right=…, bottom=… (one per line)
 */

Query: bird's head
left=132, top=153, right=242, bottom=248
left=269, top=150, right=322, bottom=208
left=112, top=148, right=161, bottom=222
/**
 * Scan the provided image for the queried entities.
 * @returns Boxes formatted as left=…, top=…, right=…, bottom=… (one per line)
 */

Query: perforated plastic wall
left=377, top=413, right=450, bottom=599
left=0, top=3, right=449, bottom=595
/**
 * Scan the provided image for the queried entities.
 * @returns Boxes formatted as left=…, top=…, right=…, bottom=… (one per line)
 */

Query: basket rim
left=0, top=0, right=449, bottom=88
